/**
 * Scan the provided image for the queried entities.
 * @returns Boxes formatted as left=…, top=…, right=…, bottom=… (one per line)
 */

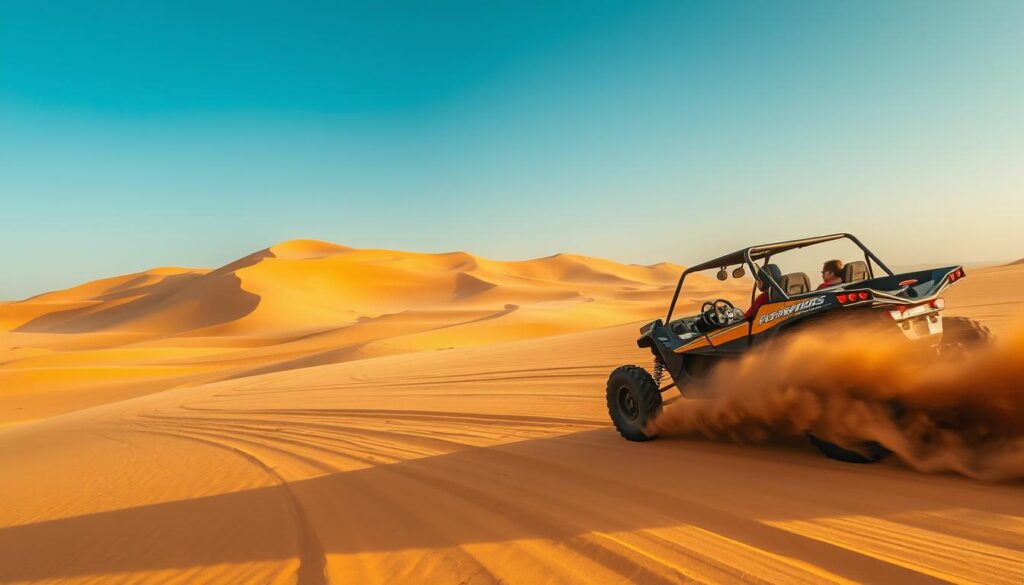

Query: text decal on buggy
left=757, top=296, right=825, bottom=325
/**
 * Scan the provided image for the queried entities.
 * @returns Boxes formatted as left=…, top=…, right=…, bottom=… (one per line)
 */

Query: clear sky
left=1, top=1, right=1022, bottom=299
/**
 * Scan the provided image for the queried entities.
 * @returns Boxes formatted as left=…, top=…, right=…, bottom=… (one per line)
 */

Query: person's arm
left=744, top=292, right=768, bottom=321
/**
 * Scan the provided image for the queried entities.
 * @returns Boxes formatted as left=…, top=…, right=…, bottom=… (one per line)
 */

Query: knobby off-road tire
left=807, top=397, right=903, bottom=464
left=940, top=316, right=995, bottom=356
left=606, top=365, right=663, bottom=441
left=806, top=434, right=892, bottom=464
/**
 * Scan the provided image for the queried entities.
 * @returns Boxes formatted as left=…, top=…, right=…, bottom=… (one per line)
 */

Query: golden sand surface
left=0, top=244, right=1021, bottom=584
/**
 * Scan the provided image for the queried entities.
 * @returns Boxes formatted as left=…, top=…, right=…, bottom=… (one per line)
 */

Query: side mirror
left=716, top=268, right=728, bottom=281
left=732, top=267, right=746, bottom=279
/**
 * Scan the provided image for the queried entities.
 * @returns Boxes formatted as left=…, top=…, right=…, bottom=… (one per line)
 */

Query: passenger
left=817, top=259, right=844, bottom=290
left=744, top=278, right=770, bottom=321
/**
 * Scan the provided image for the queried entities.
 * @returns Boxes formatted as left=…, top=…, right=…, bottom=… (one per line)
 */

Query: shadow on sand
left=3, top=427, right=1019, bottom=583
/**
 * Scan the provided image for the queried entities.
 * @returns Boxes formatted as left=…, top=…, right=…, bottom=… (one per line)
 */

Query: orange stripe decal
left=708, top=323, right=749, bottom=346
left=750, top=300, right=802, bottom=334
left=674, top=335, right=711, bottom=352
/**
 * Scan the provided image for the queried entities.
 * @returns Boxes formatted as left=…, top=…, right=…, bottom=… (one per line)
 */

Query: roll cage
left=664, top=233, right=893, bottom=322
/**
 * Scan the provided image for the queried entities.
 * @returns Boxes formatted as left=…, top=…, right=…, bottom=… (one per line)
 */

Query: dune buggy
left=607, top=233, right=992, bottom=462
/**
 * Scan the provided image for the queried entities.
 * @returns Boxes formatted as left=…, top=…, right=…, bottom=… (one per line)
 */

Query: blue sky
left=1, top=1, right=1022, bottom=298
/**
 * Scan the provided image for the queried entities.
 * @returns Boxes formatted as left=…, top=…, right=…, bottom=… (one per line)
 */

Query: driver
left=744, top=277, right=770, bottom=321
left=817, top=259, right=844, bottom=289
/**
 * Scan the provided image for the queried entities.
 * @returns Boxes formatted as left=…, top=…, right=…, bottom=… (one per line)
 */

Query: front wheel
left=606, top=365, right=662, bottom=441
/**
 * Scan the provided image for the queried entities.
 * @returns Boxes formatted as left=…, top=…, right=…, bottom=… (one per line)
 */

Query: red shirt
left=744, top=292, right=769, bottom=321
left=817, top=278, right=841, bottom=290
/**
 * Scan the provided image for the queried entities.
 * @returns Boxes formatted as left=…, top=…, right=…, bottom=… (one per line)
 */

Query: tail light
left=837, top=291, right=873, bottom=305
left=948, top=268, right=964, bottom=283
left=890, top=297, right=946, bottom=320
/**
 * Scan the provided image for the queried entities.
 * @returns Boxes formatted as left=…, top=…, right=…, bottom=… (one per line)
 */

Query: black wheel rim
left=617, top=386, right=639, bottom=420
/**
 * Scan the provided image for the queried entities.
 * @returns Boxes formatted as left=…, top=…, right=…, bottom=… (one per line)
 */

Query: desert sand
left=0, top=240, right=744, bottom=426
left=0, top=243, right=1021, bottom=584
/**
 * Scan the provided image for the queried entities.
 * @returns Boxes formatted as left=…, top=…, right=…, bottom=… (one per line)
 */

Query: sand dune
left=0, top=244, right=1021, bottom=584
left=3, top=240, right=690, bottom=337
left=2, top=241, right=741, bottom=424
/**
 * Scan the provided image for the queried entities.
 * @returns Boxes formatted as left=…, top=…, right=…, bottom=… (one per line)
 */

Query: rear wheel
left=806, top=434, right=891, bottom=464
left=806, top=398, right=902, bottom=464
left=606, top=365, right=662, bottom=441
left=940, top=316, right=995, bottom=356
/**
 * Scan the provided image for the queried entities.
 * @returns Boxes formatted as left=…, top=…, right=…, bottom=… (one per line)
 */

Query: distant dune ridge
left=0, top=239, right=746, bottom=423
left=4, top=239, right=686, bottom=336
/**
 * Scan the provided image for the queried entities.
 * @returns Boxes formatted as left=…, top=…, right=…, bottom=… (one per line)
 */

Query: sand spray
left=647, top=319, right=1024, bottom=480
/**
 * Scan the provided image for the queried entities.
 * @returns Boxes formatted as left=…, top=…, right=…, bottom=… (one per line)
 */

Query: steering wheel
left=700, top=299, right=737, bottom=328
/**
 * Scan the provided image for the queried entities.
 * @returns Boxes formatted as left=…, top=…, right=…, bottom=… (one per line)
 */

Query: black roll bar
left=664, top=233, right=892, bottom=323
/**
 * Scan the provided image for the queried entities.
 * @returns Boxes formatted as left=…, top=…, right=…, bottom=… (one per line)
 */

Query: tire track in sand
left=133, top=428, right=327, bottom=585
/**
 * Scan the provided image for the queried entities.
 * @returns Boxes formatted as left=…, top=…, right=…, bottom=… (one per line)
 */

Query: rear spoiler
left=848, top=265, right=963, bottom=302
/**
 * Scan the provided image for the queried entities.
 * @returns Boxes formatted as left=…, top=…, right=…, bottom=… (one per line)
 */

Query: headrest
left=780, top=272, right=811, bottom=296
left=843, top=261, right=869, bottom=283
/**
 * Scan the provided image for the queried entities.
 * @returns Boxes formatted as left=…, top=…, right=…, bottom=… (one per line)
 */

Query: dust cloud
left=648, top=320, right=1024, bottom=481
